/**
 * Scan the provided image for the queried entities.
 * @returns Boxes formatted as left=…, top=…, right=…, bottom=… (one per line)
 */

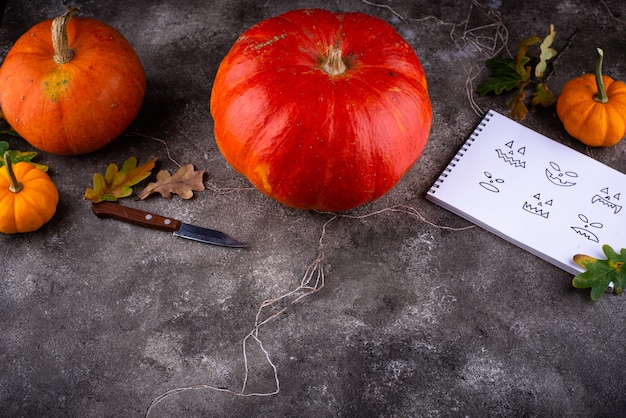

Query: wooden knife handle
left=91, top=201, right=181, bottom=232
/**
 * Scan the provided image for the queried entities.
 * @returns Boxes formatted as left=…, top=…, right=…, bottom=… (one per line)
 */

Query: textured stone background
left=1, top=1, right=625, bottom=417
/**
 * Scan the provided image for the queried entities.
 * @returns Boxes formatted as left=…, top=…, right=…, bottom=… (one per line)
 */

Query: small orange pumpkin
left=0, top=152, right=59, bottom=234
left=556, top=48, right=626, bottom=147
left=0, top=8, right=146, bottom=155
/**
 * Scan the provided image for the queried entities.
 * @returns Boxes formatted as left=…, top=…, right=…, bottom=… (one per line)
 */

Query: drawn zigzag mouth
left=496, top=149, right=526, bottom=168
left=522, top=202, right=549, bottom=218
left=571, top=227, right=600, bottom=243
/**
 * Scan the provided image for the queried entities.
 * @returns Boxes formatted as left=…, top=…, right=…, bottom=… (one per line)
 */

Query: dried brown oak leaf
left=138, top=164, right=205, bottom=200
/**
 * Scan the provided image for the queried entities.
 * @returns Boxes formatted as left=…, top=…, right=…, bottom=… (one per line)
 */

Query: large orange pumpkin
left=0, top=8, right=146, bottom=155
left=210, top=9, right=432, bottom=212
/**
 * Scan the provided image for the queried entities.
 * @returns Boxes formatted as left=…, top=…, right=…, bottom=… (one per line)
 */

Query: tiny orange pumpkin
left=0, top=152, right=59, bottom=234
left=556, top=48, right=626, bottom=147
left=0, top=8, right=146, bottom=155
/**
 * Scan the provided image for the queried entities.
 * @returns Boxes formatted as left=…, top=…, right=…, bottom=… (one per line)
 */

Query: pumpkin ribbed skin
left=0, top=14, right=146, bottom=155
left=0, top=162, right=59, bottom=234
left=210, top=9, right=432, bottom=211
left=556, top=74, right=626, bottom=147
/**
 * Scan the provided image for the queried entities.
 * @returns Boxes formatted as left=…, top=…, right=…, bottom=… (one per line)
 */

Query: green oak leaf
left=573, top=244, right=626, bottom=301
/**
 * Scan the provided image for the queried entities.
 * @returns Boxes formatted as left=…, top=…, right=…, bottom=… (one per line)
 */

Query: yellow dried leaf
left=84, top=157, right=157, bottom=202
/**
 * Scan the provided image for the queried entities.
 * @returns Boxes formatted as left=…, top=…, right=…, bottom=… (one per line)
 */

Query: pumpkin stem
left=3, top=152, right=23, bottom=194
left=321, top=46, right=347, bottom=76
left=593, top=48, right=609, bottom=104
left=52, top=7, right=78, bottom=65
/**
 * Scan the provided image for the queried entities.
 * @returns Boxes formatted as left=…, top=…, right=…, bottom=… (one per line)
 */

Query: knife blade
left=91, top=201, right=247, bottom=248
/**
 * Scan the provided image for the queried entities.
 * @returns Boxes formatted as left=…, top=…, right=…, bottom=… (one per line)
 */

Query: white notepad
left=426, top=109, right=626, bottom=275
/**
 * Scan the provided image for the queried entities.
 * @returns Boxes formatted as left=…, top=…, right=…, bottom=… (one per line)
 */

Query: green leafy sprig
left=573, top=244, right=625, bottom=301
left=477, top=25, right=557, bottom=121
left=0, top=141, right=49, bottom=171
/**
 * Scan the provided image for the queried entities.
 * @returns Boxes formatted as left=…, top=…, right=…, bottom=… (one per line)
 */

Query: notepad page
left=426, top=110, right=626, bottom=275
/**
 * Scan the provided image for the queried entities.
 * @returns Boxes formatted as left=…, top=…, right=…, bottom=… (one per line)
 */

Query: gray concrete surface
left=1, top=1, right=626, bottom=417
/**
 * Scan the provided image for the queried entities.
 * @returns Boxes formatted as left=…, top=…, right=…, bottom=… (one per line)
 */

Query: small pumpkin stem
left=594, top=48, right=609, bottom=104
left=321, top=46, right=347, bottom=76
left=3, top=151, right=23, bottom=194
left=52, top=7, right=78, bottom=64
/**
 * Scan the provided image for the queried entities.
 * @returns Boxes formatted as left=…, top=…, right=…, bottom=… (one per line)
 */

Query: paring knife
left=91, top=201, right=247, bottom=248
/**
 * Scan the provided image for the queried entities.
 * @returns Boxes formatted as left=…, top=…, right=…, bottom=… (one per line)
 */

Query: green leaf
left=0, top=128, right=20, bottom=136
left=477, top=26, right=557, bottom=121
left=531, top=82, right=556, bottom=107
left=535, top=25, right=557, bottom=78
left=476, top=55, right=524, bottom=96
left=84, top=157, right=157, bottom=203
left=0, top=141, right=49, bottom=171
left=573, top=244, right=626, bottom=301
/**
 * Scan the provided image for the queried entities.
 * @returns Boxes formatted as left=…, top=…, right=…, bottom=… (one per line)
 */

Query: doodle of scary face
left=545, top=161, right=578, bottom=187
left=495, top=140, right=526, bottom=168
left=522, top=193, right=552, bottom=218
left=479, top=171, right=504, bottom=192
left=571, top=214, right=603, bottom=243
left=591, top=187, right=622, bottom=214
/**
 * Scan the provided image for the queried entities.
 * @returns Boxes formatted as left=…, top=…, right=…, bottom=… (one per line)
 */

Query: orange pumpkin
left=556, top=48, right=626, bottom=147
left=0, top=8, right=146, bottom=155
left=0, top=152, right=59, bottom=234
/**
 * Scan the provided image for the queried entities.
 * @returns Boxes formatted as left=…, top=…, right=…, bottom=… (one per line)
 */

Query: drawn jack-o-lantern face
left=479, top=171, right=504, bottom=192
left=545, top=161, right=578, bottom=187
left=522, top=193, right=552, bottom=218
left=571, top=213, right=603, bottom=243
left=591, top=187, right=622, bottom=214
left=496, top=140, right=526, bottom=168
